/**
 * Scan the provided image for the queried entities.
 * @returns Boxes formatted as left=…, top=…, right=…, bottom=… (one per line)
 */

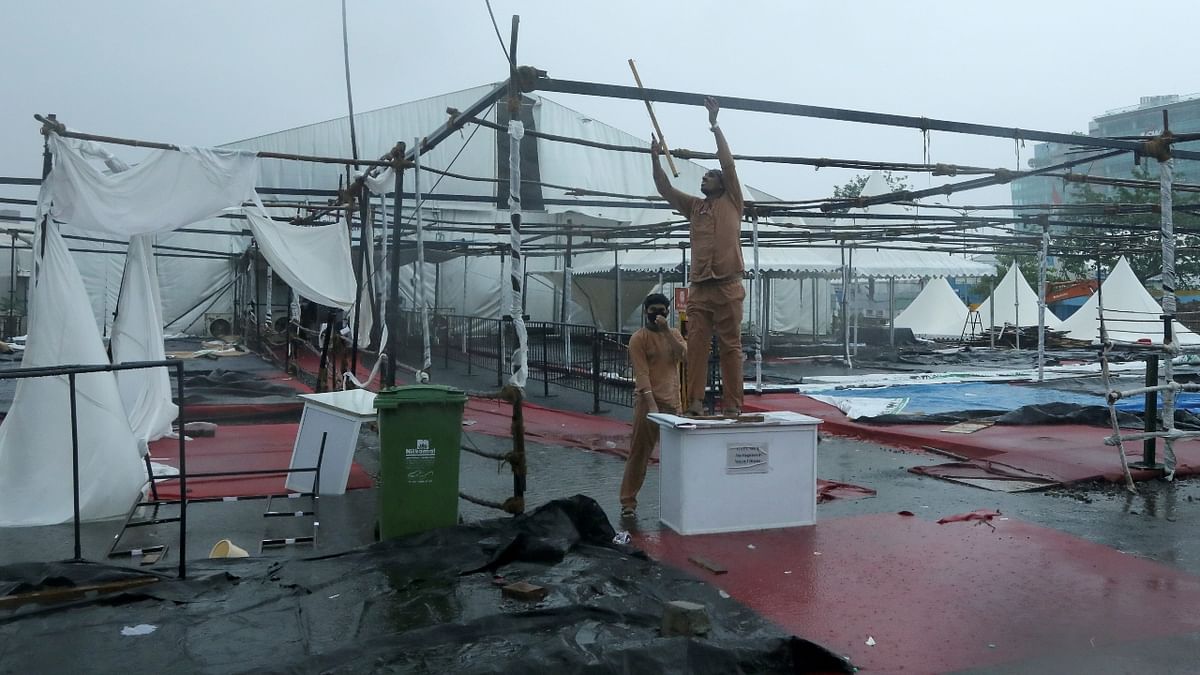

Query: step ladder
left=962, top=305, right=983, bottom=340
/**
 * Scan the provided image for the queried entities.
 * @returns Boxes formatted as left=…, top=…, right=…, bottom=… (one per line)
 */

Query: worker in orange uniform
left=620, top=293, right=686, bottom=518
left=651, top=96, right=745, bottom=417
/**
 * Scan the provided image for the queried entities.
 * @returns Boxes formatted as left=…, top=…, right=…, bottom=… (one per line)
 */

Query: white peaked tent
left=893, top=277, right=970, bottom=337
left=1058, top=257, right=1200, bottom=345
left=975, top=263, right=1062, bottom=329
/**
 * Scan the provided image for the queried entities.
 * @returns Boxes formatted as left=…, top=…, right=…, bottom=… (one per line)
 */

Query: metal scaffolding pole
left=1037, top=222, right=1049, bottom=381
left=505, top=52, right=528, bottom=391
left=1160, top=155, right=1179, bottom=479
left=530, top=76, right=1200, bottom=160
left=752, top=212, right=762, bottom=393
left=1013, top=266, right=1020, bottom=351
left=414, top=137, right=431, bottom=378
left=888, top=276, right=896, bottom=347
left=841, top=245, right=851, bottom=368
left=613, top=249, right=621, bottom=331
left=384, top=143, right=405, bottom=388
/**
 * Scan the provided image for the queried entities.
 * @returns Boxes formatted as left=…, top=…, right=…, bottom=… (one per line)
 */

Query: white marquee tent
left=1058, top=256, right=1200, bottom=345
left=893, top=277, right=970, bottom=337
left=975, top=262, right=1062, bottom=330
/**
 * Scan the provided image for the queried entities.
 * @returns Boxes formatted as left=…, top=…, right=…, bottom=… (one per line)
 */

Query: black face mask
left=646, top=309, right=668, bottom=327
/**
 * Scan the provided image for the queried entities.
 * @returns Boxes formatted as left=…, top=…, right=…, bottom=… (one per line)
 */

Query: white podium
left=286, top=389, right=377, bottom=495
left=649, top=411, right=821, bottom=535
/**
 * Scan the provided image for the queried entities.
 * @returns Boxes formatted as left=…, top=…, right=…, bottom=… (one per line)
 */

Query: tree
left=832, top=171, right=911, bottom=201
left=1046, top=164, right=1200, bottom=285
left=970, top=253, right=1061, bottom=300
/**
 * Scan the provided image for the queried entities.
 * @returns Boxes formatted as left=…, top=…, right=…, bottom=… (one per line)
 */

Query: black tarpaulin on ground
left=868, top=402, right=1200, bottom=430
left=867, top=402, right=1145, bottom=428
left=0, top=496, right=853, bottom=674
left=182, top=368, right=301, bottom=403
left=0, top=560, right=169, bottom=597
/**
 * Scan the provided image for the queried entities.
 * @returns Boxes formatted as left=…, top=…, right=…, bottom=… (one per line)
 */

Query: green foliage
left=970, top=253, right=1064, bottom=298
left=832, top=171, right=911, bottom=201
left=1049, top=164, right=1200, bottom=285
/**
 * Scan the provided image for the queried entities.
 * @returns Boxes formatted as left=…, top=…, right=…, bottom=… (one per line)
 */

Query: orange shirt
left=628, top=325, right=686, bottom=408
left=654, top=128, right=745, bottom=283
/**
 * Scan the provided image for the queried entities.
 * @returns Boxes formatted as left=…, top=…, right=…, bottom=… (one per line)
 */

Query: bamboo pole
left=628, top=59, right=679, bottom=177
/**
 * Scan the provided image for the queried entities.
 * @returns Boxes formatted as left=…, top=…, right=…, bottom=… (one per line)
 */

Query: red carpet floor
left=463, top=398, right=875, bottom=503
left=637, top=513, right=1200, bottom=672
left=746, top=393, right=1200, bottom=484
left=148, top=423, right=373, bottom=499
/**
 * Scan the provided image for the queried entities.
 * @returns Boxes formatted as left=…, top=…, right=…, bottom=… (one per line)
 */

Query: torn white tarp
left=41, top=134, right=257, bottom=236
left=243, top=206, right=356, bottom=310
left=111, top=235, right=177, bottom=449
left=0, top=223, right=145, bottom=526
left=807, top=395, right=909, bottom=420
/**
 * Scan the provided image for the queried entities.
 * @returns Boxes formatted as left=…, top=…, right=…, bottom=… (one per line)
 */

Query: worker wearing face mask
left=620, top=293, right=686, bottom=518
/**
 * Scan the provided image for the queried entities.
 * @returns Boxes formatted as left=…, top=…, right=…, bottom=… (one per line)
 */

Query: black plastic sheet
left=1, top=496, right=853, bottom=674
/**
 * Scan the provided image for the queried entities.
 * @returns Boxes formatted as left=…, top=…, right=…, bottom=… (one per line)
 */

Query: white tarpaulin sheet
left=243, top=207, right=356, bottom=310
left=0, top=224, right=146, bottom=526
left=0, top=134, right=260, bottom=526
left=111, top=234, right=177, bottom=449
left=1058, top=257, right=1200, bottom=346
left=42, top=134, right=257, bottom=236
left=894, top=277, right=970, bottom=337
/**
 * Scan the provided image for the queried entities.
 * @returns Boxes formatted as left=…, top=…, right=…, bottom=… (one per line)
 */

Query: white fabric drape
left=111, top=235, right=177, bottom=449
left=243, top=206, right=356, bottom=310
left=41, top=135, right=257, bottom=237
left=0, top=223, right=146, bottom=526
left=0, top=134, right=260, bottom=526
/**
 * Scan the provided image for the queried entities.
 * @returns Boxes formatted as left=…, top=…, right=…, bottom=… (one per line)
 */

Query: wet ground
left=3, top=345, right=1200, bottom=672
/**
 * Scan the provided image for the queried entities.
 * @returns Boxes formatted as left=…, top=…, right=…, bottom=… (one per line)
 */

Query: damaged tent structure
left=4, top=56, right=1200, bottom=527
left=0, top=131, right=358, bottom=527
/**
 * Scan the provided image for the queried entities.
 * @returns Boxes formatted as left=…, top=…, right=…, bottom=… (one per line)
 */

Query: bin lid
left=373, top=384, right=468, bottom=409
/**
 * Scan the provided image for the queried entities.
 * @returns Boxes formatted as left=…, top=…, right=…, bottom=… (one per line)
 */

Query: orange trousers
left=685, top=279, right=745, bottom=412
left=619, top=397, right=677, bottom=510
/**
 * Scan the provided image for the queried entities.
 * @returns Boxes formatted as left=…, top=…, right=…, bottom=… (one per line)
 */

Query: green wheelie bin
left=373, top=384, right=468, bottom=539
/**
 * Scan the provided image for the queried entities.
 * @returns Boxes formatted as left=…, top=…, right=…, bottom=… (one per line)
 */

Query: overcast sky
left=4, top=0, right=1198, bottom=210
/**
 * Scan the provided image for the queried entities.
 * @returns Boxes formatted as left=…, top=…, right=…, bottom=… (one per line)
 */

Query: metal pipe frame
left=528, top=75, right=1200, bottom=160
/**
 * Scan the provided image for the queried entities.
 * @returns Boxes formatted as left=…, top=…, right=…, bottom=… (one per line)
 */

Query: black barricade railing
left=397, top=310, right=635, bottom=413
left=595, top=330, right=634, bottom=409
left=0, top=360, right=189, bottom=577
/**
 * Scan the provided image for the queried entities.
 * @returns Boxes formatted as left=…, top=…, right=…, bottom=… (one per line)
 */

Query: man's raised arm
left=651, top=135, right=693, bottom=214
left=705, top=97, right=743, bottom=207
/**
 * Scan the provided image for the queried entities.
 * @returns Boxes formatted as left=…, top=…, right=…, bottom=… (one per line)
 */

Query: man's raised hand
left=704, top=96, right=720, bottom=126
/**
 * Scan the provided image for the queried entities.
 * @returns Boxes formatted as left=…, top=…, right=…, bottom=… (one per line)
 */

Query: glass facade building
left=1011, top=94, right=1200, bottom=210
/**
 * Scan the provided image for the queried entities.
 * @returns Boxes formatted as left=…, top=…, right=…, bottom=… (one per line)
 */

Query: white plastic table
left=286, top=389, right=377, bottom=495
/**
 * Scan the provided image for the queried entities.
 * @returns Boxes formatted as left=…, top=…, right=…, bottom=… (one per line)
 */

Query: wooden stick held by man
left=650, top=97, right=745, bottom=416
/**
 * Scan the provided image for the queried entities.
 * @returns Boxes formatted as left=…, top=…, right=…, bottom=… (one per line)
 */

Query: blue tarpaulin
left=810, top=381, right=1200, bottom=415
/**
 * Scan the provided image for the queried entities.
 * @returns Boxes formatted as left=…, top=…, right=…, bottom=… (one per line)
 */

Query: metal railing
left=0, top=360, right=188, bottom=576
left=399, top=310, right=635, bottom=412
